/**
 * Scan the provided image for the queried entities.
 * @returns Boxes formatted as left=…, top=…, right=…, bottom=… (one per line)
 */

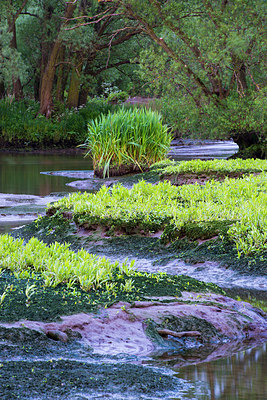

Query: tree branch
left=123, top=3, right=212, bottom=99
left=20, top=12, right=41, bottom=19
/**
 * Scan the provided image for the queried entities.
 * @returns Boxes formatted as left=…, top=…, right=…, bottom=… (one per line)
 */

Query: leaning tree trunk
left=39, top=41, right=61, bottom=117
left=39, top=2, right=76, bottom=117
left=67, top=60, right=82, bottom=109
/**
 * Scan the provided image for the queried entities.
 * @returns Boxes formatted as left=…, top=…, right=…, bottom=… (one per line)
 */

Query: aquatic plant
left=0, top=235, right=135, bottom=292
left=49, top=172, right=267, bottom=256
left=160, top=158, right=267, bottom=175
left=84, top=107, right=172, bottom=177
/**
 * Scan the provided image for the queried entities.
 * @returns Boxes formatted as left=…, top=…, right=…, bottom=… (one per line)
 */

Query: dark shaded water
left=0, top=141, right=266, bottom=399
left=0, top=152, right=92, bottom=195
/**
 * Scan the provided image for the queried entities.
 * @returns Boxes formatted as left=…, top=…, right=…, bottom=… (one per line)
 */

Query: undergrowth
left=0, top=98, right=117, bottom=148
left=0, top=235, right=224, bottom=321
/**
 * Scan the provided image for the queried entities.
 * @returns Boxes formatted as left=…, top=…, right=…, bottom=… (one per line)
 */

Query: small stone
left=46, top=329, right=68, bottom=342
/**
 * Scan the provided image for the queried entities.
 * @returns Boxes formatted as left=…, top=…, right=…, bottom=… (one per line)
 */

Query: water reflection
left=172, top=342, right=267, bottom=400
left=169, top=140, right=238, bottom=161
left=0, top=152, right=92, bottom=195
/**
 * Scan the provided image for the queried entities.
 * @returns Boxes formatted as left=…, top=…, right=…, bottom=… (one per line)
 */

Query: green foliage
left=126, top=0, right=266, bottom=142
left=0, top=98, right=116, bottom=148
left=50, top=170, right=267, bottom=256
left=107, top=91, right=129, bottom=104
left=0, top=234, right=223, bottom=316
left=84, top=107, right=172, bottom=177
left=151, top=91, right=267, bottom=140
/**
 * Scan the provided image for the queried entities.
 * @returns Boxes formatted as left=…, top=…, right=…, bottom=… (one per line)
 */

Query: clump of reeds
left=84, top=107, right=172, bottom=178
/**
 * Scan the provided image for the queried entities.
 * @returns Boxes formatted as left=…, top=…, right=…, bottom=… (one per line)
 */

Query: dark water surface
left=0, top=152, right=92, bottom=195
left=1, top=141, right=266, bottom=399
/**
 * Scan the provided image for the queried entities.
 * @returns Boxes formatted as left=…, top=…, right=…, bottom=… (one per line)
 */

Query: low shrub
left=84, top=107, right=172, bottom=177
left=0, top=235, right=222, bottom=306
left=0, top=234, right=135, bottom=291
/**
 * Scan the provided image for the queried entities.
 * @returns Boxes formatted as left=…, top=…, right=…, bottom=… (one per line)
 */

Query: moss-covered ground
left=0, top=267, right=223, bottom=323
left=0, top=358, right=182, bottom=400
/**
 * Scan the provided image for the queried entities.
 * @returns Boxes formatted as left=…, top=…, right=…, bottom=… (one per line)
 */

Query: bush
left=153, top=90, right=267, bottom=142
left=0, top=98, right=116, bottom=148
left=107, top=91, right=129, bottom=104
left=84, top=107, right=172, bottom=177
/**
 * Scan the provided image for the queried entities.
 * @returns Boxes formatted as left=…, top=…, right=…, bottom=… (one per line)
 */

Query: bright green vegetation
left=0, top=99, right=116, bottom=148
left=49, top=173, right=267, bottom=256
left=245, top=298, right=267, bottom=313
left=160, top=159, right=267, bottom=175
left=0, top=234, right=135, bottom=291
left=0, top=235, right=224, bottom=321
left=84, top=108, right=172, bottom=177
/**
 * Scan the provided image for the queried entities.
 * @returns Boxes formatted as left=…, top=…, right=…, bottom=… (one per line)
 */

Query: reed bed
left=84, top=108, right=172, bottom=177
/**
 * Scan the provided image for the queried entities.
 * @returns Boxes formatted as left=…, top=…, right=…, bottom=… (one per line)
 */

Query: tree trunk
left=39, top=41, right=61, bottom=117
left=55, top=48, right=65, bottom=102
left=0, top=81, right=5, bottom=99
left=39, top=2, right=77, bottom=117
left=67, top=61, right=82, bottom=109
left=8, top=18, right=23, bottom=100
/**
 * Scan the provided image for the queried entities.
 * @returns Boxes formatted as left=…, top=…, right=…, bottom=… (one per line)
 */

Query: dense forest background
left=0, top=0, right=266, bottom=157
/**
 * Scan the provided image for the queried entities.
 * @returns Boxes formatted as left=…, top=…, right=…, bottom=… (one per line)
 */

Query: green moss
left=162, top=220, right=234, bottom=242
left=12, top=217, right=267, bottom=276
left=161, top=315, right=220, bottom=340
left=0, top=268, right=223, bottom=323
left=0, top=360, right=181, bottom=400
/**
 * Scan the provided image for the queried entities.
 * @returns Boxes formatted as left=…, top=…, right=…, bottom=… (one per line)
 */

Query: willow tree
left=101, top=0, right=266, bottom=158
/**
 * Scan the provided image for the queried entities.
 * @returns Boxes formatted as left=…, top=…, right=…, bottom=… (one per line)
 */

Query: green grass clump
left=84, top=108, right=172, bottom=177
left=49, top=173, right=267, bottom=256
left=160, top=158, right=267, bottom=176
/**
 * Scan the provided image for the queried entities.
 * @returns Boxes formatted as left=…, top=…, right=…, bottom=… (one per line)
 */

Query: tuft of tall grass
left=84, top=107, right=172, bottom=177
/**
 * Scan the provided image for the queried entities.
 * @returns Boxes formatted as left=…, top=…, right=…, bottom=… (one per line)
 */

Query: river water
left=0, top=141, right=266, bottom=399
